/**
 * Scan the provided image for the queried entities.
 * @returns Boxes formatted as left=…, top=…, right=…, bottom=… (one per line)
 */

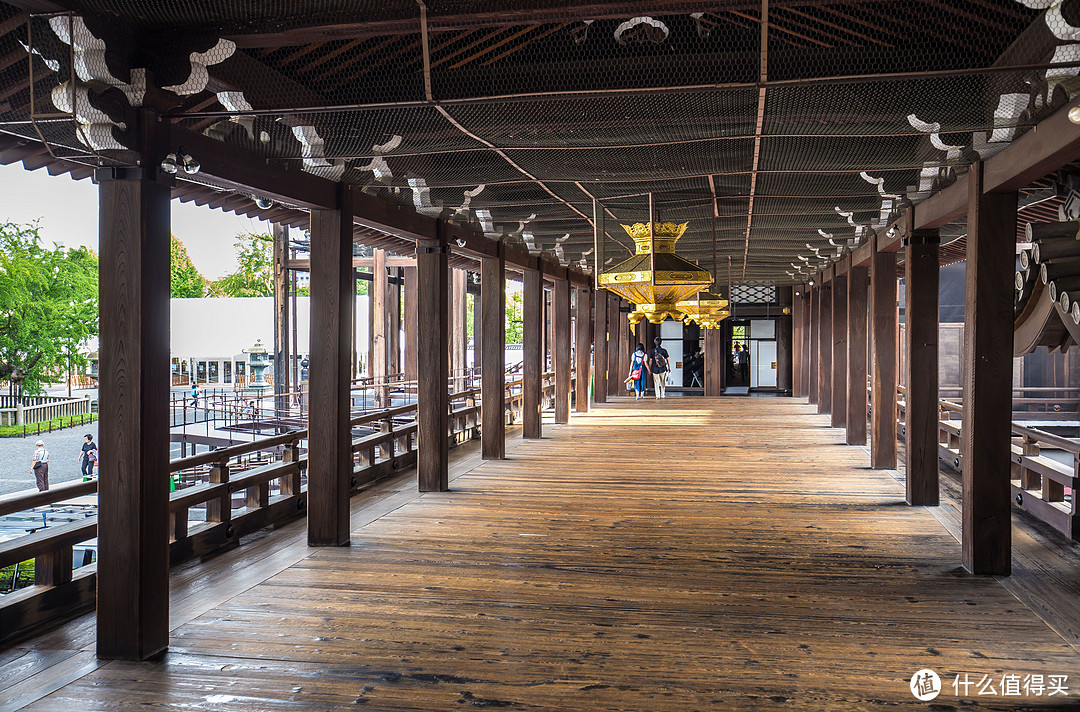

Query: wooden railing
left=0, top=395, right=92, bottom=426
left=0, top=374, right=565, bottom=645
left=895, top=386, right=1080, bottom=541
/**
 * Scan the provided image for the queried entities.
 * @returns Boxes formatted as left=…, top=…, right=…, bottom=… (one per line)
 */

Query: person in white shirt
left=31, top=439, right=49, bottom=491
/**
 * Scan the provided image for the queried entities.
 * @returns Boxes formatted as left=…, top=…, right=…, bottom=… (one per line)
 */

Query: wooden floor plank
left=9, top=399, right=1080, bottom=710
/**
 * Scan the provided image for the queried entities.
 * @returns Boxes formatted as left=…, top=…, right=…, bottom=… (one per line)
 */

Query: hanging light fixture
left=677, top=290, right=730, bottom=329
left=598, top=220, right=712, bottom=328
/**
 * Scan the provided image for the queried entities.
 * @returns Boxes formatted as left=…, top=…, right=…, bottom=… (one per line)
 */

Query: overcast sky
left=0, top=161, right=272, bottom=280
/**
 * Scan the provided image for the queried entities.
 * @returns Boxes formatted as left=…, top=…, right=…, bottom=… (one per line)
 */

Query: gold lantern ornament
left=677, top=290, right=730, bottom=329
left=598, top=221, right=712, bottom=329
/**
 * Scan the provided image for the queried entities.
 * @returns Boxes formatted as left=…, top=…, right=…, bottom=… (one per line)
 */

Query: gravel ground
left=0, top=422, right=99, bottom=496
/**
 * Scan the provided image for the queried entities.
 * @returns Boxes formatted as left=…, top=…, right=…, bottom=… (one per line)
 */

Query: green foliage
left=506, top=284, right=523, bottom=345
left=208, top=232, right=274, bottom=297
left=170, top=235, right=207, bottom=298
left=0, top=412, right=96, bottom=437
left=0, top=559, right=35, bottom=591
left=0, top=222, right=99, bottom=396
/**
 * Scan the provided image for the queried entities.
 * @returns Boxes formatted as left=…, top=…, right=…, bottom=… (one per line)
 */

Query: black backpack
left=654, top=349, right=668, bottom=371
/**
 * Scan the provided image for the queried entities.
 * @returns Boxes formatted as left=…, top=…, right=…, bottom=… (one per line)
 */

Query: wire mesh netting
left=0, top=1, right=1076, bottom=283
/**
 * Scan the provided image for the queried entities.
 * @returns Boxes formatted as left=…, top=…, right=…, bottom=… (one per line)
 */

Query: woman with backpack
left=627, top=343, right=650, bottom=400
left=650, top=336, right=670, bottom=399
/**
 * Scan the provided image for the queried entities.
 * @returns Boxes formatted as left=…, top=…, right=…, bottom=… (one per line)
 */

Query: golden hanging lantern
left=677, top=290, right=730, bottom=329
left=598, top=221, right=712, bottom=328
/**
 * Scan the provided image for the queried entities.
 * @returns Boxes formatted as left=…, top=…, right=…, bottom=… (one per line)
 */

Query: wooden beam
left=287, top=256, right=416, bottom=270
left=962, top=164, right=1016, bottom=575
left=273, top=223, right=290, bottom=415
left=831, top=273, right=848, bottom=428
left=417, top=238, right=450, bottom=491
left=593, top=289, right=608, bottom=404
left=481, top=252, right=506, bottom=459
left=870, top=243, right=898, bottom=469
left=95, top=108, right=171, bottom=661
left=846, top=266, right=869, bottom=445
left=904, top=228, right=939, bottom=507
left=522, top=267, right=543, bottom=438
left=575, top=286, right=592, bottom=413
left=553, top=279, right=572, bottom=423
left=308, top=185, right=355, bottom=545
left=983, top=93, right=1080, bottom=194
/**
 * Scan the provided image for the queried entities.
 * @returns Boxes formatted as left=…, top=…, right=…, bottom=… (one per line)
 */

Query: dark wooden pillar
left=704, top=327, right=724, bottom=395
left=831, top=273, right=848, bottom=427
left=792, top=289, right=804, bottom=396
left=777, top=286, right=793, bottom=394
left=273, top=223, right=290, bottom=416
left=372, top=248, right=389, bottom=407
left=962, top=164, right=1016, bottom=575
left=523, top=267, right=543, bottom=438
left=403, top=266, right=418, bottom=386
left=619, top=304, right=631, bottom=383
left=593, top=289, right=608, bottom=403
left=905, top=228, right=940, bottom=506
left=417, top=238, right=450, bottom=491
left=817, top=284, right=832, bottom=414
left=808, top=286, right=819, bottom=404
left=847, top=266, right=869, bottom=445
left=96, top=108, right=171, bottom=660
left=553, top=278, right=572, bottom=423
left=480, top=253, right=505, bottom=459
left=472, top=286, right=482, bottom=375
left=575, top=286, right=592, bottom=412
left=607, top=295, right=620, bottom=396
left=870, top=245, right=898, bottom=469
left=391, top=267, right=402, bottom=375
left=308, top=185, right=355, bottom=546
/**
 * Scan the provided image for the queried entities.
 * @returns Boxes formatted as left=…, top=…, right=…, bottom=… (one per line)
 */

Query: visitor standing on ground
left=650, top=336, right=670, bottom=399
left=76, top=433, right=97, bottom=480
left=31, top=439, right=49, bottom=492
left=628, top=343, right=650, bottom=400
left=191, top=381, right=199, bottom=408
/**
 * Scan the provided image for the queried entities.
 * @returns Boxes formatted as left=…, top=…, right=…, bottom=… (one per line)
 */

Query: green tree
left=0, top=221, right=99, bottom=397
left=208, top=232, right=273, bottom=297
left=505, top=286, right=523, bottom=345
left=170, top=235, right=207, bottom=298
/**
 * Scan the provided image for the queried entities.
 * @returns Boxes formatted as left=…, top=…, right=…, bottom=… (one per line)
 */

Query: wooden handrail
left=0, top=479, right=97, bottom=518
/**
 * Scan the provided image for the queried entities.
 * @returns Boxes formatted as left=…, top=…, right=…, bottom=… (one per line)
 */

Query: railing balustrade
left=894, top=385, right=1080, bottom=540
left=0, top=370, right=568, bottom=644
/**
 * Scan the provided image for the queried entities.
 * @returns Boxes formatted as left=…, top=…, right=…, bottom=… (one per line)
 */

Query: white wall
left=170, top=296, right=370, bottom=360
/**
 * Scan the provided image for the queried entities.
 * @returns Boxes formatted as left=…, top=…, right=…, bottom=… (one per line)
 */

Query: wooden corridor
left=5, top=398, right=1080, bottom=710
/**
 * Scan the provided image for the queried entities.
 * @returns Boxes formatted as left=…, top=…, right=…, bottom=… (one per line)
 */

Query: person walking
left=31, top=439, right=49, bottom=492
left=627, top=343, right=650, bottom=400
left=649, top=336, right=670, bottom=399
left=191, top=381, right=199, bottom=408
left=76, top=433, right=98, bottom=480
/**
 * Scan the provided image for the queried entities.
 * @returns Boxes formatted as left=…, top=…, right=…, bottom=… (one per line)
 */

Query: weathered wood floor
left=5, top=398, right=1080, bottom=710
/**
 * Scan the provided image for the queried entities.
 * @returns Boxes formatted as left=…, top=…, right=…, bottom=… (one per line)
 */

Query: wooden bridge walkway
left=4, top=397, right=1080, bottom=710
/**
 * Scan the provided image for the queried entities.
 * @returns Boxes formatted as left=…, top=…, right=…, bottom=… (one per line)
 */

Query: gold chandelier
left=598, top=221, right=712, bottom=327
left=677, top=290, right=730, bottom=329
